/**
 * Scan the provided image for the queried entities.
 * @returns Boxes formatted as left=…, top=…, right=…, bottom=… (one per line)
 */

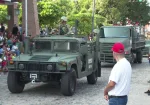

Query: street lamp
left=25, top=0, right=28, bottom=36
left=14, top=8, right=20, bottom=15
left=6, top=15, right=11, bottom=20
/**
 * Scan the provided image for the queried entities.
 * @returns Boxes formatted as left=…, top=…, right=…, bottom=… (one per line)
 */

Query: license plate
left=30, top=74, right=37, bottom=79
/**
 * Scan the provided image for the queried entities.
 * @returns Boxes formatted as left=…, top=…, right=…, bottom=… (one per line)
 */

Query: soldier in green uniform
left=59, top=16, right=70, bottom=35
left=29, top=35, right=34, bottom=55
left=92, top=29, right=99, bottom=42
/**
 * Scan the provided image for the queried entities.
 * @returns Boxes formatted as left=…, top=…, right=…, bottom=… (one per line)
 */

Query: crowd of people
left=0, top=23, right=24, bottom=75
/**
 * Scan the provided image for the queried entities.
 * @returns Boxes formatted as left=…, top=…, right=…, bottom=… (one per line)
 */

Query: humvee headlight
left=47, top=65, right=52, bottom=70
left=19, top=64, right=24, bottom=70
left=58, top=61, right=67, bottom=66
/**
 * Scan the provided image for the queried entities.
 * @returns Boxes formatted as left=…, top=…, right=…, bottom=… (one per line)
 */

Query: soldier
left=92, top=29, right=99, bottom=42
left=29, top=35, right=34, bottom=55
left=59, top=16, right=70, bottom=35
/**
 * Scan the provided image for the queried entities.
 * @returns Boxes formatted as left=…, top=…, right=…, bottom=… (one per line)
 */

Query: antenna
left=75, top=19, right=79, bottom=36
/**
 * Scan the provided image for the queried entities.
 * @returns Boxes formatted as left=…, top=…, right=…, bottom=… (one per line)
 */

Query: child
left=2, top=56, right=8, bottom=73
left=12, top=53, right=16, bottom=59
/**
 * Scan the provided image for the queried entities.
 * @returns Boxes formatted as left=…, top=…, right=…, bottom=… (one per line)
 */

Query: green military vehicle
left=99, top=26, right=145, bottom=63
left=7, top=35, right=101, bottom=96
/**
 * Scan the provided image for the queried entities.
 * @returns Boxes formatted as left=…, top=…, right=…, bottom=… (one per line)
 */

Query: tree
left=0, top=5, right=7, bottom=24
left=37, top=0, right=62, bottom=28
left=126, top=0, right=150, bottom=25
left=97, top=0, right=128, bottom=24
left=67, top=0, right=106, bottom=35
left=37, top=0, right=106, bottom=35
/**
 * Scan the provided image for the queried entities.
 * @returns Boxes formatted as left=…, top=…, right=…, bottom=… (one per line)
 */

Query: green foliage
left=97, top=0, right=128, bottom=24
left=68, top=13, right=105, bottom=35
left=0, top=5, right=7, bottom=24
left=67, top=0, right=106, bottom=35
left=126, top=1, right=150, bottom=25
left=37, top=0, right=62, bottom=28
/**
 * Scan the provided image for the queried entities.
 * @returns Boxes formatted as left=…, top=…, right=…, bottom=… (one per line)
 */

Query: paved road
left=0, top=58, right=150, bottom=105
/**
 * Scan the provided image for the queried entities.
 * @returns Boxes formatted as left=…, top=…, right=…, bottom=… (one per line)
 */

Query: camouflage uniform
left=59, top=24, right=69, bottom=35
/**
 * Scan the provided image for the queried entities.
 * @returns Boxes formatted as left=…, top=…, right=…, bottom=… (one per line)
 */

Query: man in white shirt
left=104, top=42, right=132, bottom=105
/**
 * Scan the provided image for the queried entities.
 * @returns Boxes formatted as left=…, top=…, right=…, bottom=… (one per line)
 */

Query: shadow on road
left=21, top=78, right=105, bottom=97
left=101, top=62, right=114, bottom=68
left=23, top=82, right=61, bottom=96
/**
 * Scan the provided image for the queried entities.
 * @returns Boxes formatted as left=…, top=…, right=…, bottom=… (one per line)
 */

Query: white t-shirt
left=0, top=36, right=3, bottom=41
left=11, top=45, right=18, bottom=52
left=108, top=58, right=132, bottom=96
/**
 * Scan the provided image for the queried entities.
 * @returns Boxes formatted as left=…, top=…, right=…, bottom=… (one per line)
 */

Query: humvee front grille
left=18, top=62, right=56, bottom=72
left=100, top=43, right=114, bottom=62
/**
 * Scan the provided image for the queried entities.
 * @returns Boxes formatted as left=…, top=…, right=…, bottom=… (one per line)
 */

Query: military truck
left=7, top=35, right=101, bottom=96
left=99, top=26, right=145, bottom=63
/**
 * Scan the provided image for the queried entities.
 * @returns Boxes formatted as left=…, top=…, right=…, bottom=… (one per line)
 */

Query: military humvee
left=99, top=26, right=145, bottom=63
left=7, top=35, right=101, bottom=96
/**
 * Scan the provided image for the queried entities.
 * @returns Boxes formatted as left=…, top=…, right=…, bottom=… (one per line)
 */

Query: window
left=53, top=41, right=78, bottom=52
left=102, top=27, right=130, bottom=38
left=35, top=41, right=51, bottom=51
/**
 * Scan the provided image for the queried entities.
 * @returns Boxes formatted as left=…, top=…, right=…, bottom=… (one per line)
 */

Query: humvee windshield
left=101, top=27, right=130, bottom=38
left=34, top=41, right=51, bottom=51
left=53, top=41, right=78, bottom=52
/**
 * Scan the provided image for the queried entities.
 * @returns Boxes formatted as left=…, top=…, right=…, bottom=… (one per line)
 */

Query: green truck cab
left=99, top=26, right=145, bottom=63
left=7, top=35, right=101, bottom=96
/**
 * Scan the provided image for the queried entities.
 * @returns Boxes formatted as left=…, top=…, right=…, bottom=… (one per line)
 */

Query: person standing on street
left=12, top=24, right=18, bottom=36
left=104, top=42, right=132, bottom=105
left=0, top=23, right=5, bottom=36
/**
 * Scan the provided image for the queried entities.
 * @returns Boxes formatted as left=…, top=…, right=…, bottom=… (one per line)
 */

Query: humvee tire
left=87, top=70, right=97, bottom=84
left=7, top=72, right=25, bottom=93
left=61, top=68, right=77, bottom=96
left=136, top=50, right=142, bottom=63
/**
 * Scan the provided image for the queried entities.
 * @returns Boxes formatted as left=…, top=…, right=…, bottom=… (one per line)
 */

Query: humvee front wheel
left=87, top=70, right=97, bottom=84
left=61, top=68, right=77, bottom=96
left=7, top=72, right=25, bottom=93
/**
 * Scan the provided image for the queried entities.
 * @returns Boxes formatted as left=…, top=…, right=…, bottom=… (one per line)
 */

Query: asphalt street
left=0, top=58, right=150, bottom=105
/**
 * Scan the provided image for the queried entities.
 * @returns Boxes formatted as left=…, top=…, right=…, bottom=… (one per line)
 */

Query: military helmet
left=61, top=16, right=67, bottom=21
left=93, top=29, right=99, bottom=34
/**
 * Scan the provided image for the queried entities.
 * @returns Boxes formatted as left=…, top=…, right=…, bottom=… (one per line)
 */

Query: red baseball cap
left=111, top=42, right=124, bottom=53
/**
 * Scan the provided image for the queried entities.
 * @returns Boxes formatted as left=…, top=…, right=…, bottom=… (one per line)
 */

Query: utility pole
left=25, top=0, right=28, bottom=36
left=92, top=0, right=95, bottom=32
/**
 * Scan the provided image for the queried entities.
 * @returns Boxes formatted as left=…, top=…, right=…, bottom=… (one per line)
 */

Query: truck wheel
left=87, top=70, right=97, bottom=84
left=7, top=72, right=25, bottom=93
left=136, top=50, right=142, bottom=63
left=61, top=68, right=77, bottom=96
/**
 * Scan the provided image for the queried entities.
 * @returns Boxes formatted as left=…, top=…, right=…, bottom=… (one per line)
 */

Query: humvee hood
left=13, top=53, right=78, bottom=62
left=100, top=38, right=127, bottom=43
